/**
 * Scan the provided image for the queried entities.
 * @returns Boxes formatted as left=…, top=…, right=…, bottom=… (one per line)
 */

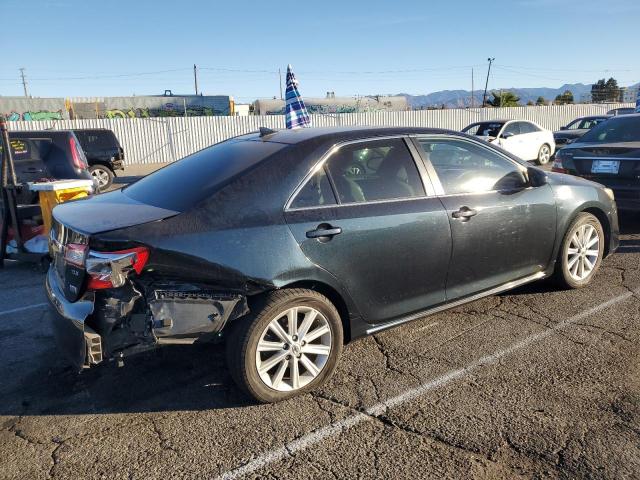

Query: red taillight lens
left=127, top=247, right=150, bottom=274
left=551, top=158, right=567, bottom=174
left=64, top=243, right=88, bottom=267
left=69, top=137, right=87, bottom=169
left=86, top=246, right=149, bottom=290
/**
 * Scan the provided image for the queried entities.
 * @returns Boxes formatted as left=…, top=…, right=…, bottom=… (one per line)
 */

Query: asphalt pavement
left=1, top=208, right=639, bottom=479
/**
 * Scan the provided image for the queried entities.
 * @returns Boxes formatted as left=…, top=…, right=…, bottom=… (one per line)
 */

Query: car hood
left=52, top=188, right=179, bottom=235
left=545, top=170, right=603, bottom=189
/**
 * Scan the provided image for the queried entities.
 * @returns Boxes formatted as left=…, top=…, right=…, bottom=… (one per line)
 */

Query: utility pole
left=470, top=68, right=475, bottom=108
left=19, top=68, right=28, bottom=97
left=482, top=57, right=494, bottom=108
left=279, top=68, right=283, bottom=100
left=193, top=64, right=199, bottom=96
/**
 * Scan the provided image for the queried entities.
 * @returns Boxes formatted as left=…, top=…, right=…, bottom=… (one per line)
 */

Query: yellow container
left=28, top=180, right=95, bottom=234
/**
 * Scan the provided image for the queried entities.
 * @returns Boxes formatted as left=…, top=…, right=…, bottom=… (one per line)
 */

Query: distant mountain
left=399, top=83, right=595, bottom=108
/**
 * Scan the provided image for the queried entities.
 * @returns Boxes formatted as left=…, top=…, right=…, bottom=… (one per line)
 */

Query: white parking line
left=217, top=289, right=635, bottom=480
left=0, top=302, right=48, bottom=317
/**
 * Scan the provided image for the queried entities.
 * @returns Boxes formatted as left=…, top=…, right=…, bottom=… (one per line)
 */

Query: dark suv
left=7, top=130, right=94, bottom=204
left=73, top=129, right=124, bottom=190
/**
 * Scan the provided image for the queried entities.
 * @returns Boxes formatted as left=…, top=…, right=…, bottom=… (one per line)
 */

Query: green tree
left=591, top=77, right=620, bottom=102
left=487, top=91, right=520, bottom=107
left=554, top=90, right=574, bottom=105
left=527, top=100, right=534, bottom=106
left=535, top=96, right=547, bottom=106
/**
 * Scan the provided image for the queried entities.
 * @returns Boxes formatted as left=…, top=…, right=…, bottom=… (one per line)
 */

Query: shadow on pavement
left=1, top=341, right=253, bottom=417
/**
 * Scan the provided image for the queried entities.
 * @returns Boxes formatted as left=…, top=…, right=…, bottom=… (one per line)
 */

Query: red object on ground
left=5, top=224, right=45, bottom=242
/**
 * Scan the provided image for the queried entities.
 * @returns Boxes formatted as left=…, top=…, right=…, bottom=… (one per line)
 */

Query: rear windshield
left=579, top=116, right=640, bottom=143
left=75, top=130, right=119, bottom=150
left=123, top=139, right=286, bottom=212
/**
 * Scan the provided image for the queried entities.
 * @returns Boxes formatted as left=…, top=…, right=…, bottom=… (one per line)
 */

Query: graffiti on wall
left=104, top=104, right=224, bottom=119
left=5, top=110, right=64, bottom=121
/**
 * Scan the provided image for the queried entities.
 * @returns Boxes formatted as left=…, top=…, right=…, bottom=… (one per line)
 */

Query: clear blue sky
left=1, top=0, right=638, bottom=101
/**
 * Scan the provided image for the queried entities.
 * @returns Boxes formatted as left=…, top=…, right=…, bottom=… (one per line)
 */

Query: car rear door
left=518, top=121, right=539, bottom=160
left=284, top=136, right=452, bottom=326
left=414, top=136, right=557, bottom=301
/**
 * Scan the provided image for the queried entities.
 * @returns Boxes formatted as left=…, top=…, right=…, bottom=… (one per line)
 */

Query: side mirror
left=560, top=126, right=568, bottom=130
left=501, top=131, right=515, bottom=139
left=527, top=166, right=548, bottom=187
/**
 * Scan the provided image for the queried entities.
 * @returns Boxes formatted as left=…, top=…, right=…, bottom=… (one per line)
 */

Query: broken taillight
left=85, top=246, right=149, bottom=290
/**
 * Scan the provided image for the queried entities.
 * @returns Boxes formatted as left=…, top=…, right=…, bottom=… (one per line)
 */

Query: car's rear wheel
left=552, top=212, right=604, bottom=289
left=536, top=144, right=552, bottom=165
left=89, top=165, right=114, bottom=191
left=226, top=288, right=343, bottom=403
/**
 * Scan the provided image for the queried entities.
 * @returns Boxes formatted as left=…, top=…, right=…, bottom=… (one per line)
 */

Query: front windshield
left=462, top=122, right=505, bottom=137
left=579, top=116, right=640, bottom=143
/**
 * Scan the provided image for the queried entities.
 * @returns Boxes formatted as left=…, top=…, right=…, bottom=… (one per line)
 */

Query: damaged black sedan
left=46, top=126, right=619, bottom=402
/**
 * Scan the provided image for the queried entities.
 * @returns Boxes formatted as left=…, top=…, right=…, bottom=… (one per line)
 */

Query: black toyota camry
left=47, top=126, right=619, bottom=402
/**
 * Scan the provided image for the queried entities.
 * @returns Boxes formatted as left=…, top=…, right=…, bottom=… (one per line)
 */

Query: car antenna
left=259, top=127, right=278, bottom=137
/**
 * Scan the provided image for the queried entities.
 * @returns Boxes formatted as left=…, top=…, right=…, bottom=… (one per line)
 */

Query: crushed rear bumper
left=46, top=267, right=101, bottom=369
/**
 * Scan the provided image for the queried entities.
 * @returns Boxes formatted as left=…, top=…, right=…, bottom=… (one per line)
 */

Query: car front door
left=284, top=136, right=452, bottom=326
left=497, top=121, right=525, bottom=159
left=414, top=136, right=557, bottom=300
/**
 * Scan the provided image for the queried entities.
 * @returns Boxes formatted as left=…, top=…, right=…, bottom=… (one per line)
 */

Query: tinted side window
left=503, top=123, right=521, bottom=136
left=419, top=139, right=527, bottom=195
left=324, top=138, right=425, bottom=203
left=290, top=167, right=337, bottom=208
left=520, top=122, right=539, bottom=133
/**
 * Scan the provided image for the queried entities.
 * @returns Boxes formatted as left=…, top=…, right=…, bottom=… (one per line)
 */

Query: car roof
left=243, top=126, right=457, bottom=145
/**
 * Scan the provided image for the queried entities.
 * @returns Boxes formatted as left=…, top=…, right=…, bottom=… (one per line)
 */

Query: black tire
left=225, top=288, right=343, bottom=403
left=552, top=212, right=605, bottom=289
left=89, top=164, right=114, bottom=191
left=536, top=143, right=552, bottom=165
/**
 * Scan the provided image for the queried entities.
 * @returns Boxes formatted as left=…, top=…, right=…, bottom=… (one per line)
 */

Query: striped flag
left=285, top=65, right=311, bottom=129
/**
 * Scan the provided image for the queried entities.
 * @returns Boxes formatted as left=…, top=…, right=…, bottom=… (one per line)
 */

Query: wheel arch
left=88, top=161, right=115, bottom=172
left=270, top=280, right=353, bottom=343
left=581, top=206, right=612, bottom=256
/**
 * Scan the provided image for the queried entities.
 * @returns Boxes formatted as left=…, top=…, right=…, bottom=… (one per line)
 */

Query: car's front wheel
left=226, top=289, right=343, bottom=403
left=536, top=143, right=552, bottom=165
left=552, top=212, right=605, bottom=289
left=89, top=165, right=114, bottom=191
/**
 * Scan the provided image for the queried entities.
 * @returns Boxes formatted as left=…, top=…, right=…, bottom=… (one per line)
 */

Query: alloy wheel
left=566, top=224, right=600, bottom=281
left=91, top=168, right=111, bottom=188
left=539, top=145, right=551, bottom=164
left=255, top=306, right=332, bottom=392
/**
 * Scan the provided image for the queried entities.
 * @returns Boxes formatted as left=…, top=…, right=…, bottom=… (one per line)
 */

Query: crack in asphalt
left=149, top=417, right=180, bottom=456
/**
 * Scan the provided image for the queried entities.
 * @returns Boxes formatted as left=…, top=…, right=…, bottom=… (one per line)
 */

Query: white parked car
left=462, top=119, right=555, bottom=165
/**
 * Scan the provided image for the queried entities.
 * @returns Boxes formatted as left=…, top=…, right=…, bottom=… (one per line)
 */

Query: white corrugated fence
left=8, top=103, right=633, bottom=165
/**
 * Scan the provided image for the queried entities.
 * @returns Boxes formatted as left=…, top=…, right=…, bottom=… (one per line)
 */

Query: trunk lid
left=52, top=189, right=179, bottom=235
left=567, top=142, right=640, bottom=180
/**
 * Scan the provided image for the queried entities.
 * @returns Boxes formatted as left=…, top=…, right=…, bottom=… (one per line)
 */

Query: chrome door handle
left=306, top=224, right=342, bottom=240
left=452, top=206, right=477, bottom=222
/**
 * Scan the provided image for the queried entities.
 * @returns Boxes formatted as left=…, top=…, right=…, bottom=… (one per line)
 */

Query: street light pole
left=482, top=57, right=494, bottom=108
left=193, top=64, right=199, bottom=96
